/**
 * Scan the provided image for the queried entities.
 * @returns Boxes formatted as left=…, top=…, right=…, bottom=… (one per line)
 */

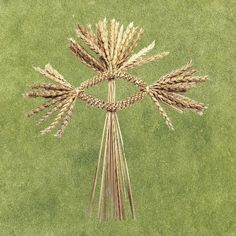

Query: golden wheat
left=24, top=19, right=208, bottom=221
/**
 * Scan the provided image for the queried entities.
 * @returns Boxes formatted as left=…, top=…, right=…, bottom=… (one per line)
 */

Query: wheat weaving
left=24, top=18, right=208, bottom=221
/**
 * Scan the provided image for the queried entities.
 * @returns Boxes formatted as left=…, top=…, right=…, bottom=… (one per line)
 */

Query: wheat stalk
left=69, top=38, right=105, bottom=72
left=40, top=97, right=73, bottom=135
left=126, top=51, right=170, bottom=69
left=119, top=41, right=155, bottom=70
left=31, top=83, right=71, bottom=91
left=119, top=27, right=144, bottom=65
left=54, top=96, right=77, bottom=137
left=159, top=60, right=194, bottom=82
left=36, top=96, right=72, bottom=125
left=89, top=79, right=136, bottom=220
left=117, top=22, right=134, bottom=62
left=100, top=18, right=111, bottom=66
left=112, top=24, right=124, bottom=69
left=76, top=24, right=107, bottom=63
left=34, top=64, right=72, bottom=88
left=148, top=91, right=174, bottom=130
left=26, top=94, right=68, bottom=117
left=109, top=19, right=116, bottom=68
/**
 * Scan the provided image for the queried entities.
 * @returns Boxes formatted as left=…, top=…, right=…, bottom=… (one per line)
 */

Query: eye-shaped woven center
left=77, top=71, right=148, bottom=112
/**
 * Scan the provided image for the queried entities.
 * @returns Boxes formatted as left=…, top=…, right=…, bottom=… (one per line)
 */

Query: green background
left=0, top=0, right=235, bottom=235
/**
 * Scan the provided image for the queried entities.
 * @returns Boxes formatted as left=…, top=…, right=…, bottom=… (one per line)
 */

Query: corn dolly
left=24, top=19, right=208, bottom=221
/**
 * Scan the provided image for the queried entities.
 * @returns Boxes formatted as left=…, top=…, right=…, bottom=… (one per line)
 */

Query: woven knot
left=75, top=87, right=84, bottom=96
left=145, top=86, right=150, bottom=93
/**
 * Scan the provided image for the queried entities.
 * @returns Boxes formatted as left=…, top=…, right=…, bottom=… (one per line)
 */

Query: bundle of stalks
left=24, top=64, right=78, bottom=137
left=71, top=18, right=169, bottom=72
left=88, top=80, right=135, bottom=220
left=147, top=60, right=208, bottom=129
left=24, top=18, right=208, bottom=221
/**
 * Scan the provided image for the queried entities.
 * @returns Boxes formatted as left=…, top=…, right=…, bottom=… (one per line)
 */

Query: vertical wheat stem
left=88, top=74, right=135, bottom=220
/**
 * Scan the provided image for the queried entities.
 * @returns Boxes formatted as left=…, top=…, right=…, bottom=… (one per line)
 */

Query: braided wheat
left=24, top=19, right=208, bottom=222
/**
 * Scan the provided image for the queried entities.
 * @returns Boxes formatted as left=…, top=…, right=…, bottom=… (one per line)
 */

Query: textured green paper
left=0, top=0, right=235, bottom=235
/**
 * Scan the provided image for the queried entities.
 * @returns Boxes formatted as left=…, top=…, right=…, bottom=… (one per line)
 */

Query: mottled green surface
left=0, top=0, right=235, bottom=235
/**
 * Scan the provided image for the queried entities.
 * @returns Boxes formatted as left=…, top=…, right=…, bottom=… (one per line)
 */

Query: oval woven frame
left=77, top=71, right=148, bottom=112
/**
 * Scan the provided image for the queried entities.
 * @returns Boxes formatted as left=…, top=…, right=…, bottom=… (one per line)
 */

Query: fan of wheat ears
left=24, top=18, right=208, bottom=221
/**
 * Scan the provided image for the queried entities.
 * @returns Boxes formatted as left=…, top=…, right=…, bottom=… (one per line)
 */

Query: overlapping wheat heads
left=24, top=64, right=79, bottom=137
left=70, top=18, right=169, bottom=72
left=147, top=60, right=208, bottom=129
left=24, top=18, right=208, bottom=221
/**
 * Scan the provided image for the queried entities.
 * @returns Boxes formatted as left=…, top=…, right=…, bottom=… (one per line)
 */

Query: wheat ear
left=120, top=27, right=144, bottom=64
left=40, top=97, right=73, bottom=134
left=36, top=96, right=72, bottom=125
left=76, top=24, right=107, bottom=62
left=109, top=19, right=116, bottom=68
left=119, top=40, right=155, bottom=70
left=123, top=51, right=170, bottom=70
left=117, top=22, right=134, bottom=61
left=69, top=38, right=105, bottom=72
left=33, top=65, right=72, bottom=88
left=149, top=91, right=174, bottom=130
left=26, top=95, right=67, bottom=117
left=54, top=96, right=77, bottom=137
left=112, top=24, right=124, bottom=68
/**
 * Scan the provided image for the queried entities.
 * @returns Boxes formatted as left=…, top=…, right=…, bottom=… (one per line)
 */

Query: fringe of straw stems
left=88, top=78, right=136, bottom=220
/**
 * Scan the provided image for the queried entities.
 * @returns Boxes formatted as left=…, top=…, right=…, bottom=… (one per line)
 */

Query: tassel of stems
left=88, top=79, right=136, bottom=220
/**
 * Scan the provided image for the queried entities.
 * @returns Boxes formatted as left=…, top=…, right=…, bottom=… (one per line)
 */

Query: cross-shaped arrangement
left=24, top=19, right=208, bottom=221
